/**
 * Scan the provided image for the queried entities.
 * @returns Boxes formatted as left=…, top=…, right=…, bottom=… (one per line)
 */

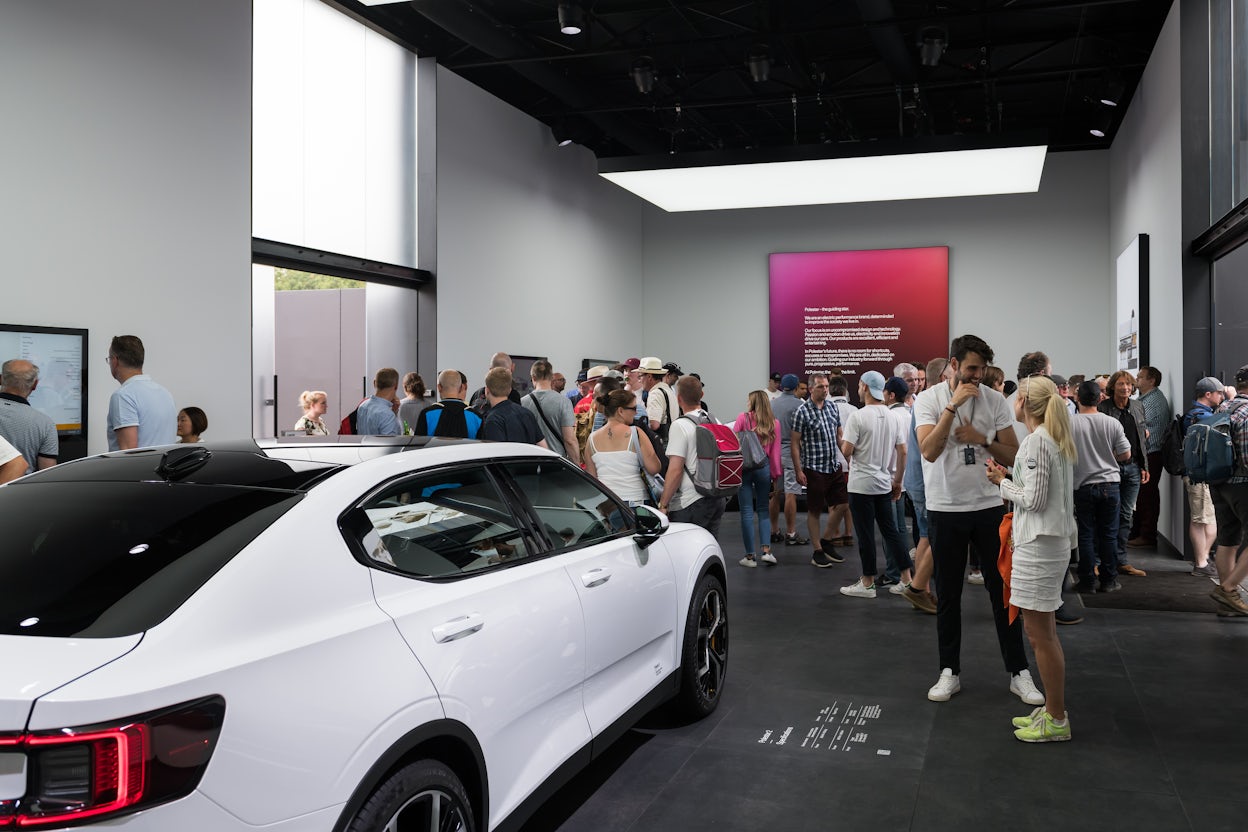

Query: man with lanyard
left=1182, top=377, right=1225, bottom=578
left=915, top=334, right=1041, bottom=706
left=1097, top=371, right=1150, bottom=577
left=1210, top=366, right=1248, bottom=615
left=791, top=373, right=848, bottom=567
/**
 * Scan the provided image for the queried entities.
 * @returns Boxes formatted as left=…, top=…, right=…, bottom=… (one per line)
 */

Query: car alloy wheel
left=348, top=759, right=474, bottom=832
left=678, top=573, right=729, bottom=717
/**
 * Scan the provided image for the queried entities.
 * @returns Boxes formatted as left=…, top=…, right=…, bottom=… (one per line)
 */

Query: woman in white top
left=585, top=388, right=662, bottom=506
left=294, top=390, right=330, bottom=436
left=986, top=375, right=1077, bottom=743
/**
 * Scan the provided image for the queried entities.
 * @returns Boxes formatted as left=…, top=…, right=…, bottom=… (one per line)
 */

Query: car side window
left=502, top=459, right=635, bottom=552
left=352, top=467, right=532, bottom=578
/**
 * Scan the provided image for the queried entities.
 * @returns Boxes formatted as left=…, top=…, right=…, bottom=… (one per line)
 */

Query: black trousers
left=928, top=505, right=1028, bottom=677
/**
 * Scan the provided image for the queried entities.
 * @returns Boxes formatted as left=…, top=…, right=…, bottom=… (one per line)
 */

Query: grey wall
left=275, top=288, right=366, bottom=433
left=641, top=152, right=1111, bottom=417
left=1109, top=3, right=1184, bottom=549
left=0, top=0, right=252, bottom=454
left=434, top=67, right=646, bottom=388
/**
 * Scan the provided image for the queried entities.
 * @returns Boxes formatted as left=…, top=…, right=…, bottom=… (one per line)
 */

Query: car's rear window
left=0, top=482, right=301, bottom=638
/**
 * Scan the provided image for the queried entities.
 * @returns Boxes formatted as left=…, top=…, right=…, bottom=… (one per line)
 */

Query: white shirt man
left=914, top=335, right=1039, bottom=707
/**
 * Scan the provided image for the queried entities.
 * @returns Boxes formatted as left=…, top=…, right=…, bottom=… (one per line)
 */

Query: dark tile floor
left=520, top=512, right=1248, bottom=832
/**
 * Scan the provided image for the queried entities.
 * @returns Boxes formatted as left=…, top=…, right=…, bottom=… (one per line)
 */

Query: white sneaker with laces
left=839, top=581, right=876, bottom=599
left=760, top=552, right=777, bottom=565
left=739, top=556, right=757, bottom=568
left=927, top=668, right=960, bottom=702
left=888, top=583, right=906, bottom=595
left=967, top=571, right=985, bottom=585
left=1010, top=669, right=1045, bottom=705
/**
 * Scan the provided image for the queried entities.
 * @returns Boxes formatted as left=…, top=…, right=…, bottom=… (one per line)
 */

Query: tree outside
left=274, top=268, right=363, bottom=291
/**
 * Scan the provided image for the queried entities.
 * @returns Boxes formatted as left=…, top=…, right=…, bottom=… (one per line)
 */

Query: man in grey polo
left=769, top=373, right=808, bottom=546
left=0, top=359, right=58, bottom=473
left=106, top=335, right=176, bottom=451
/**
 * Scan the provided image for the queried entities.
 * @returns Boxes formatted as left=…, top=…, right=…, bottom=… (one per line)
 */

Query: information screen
left=0, top=325, right=87, bottom=435
left=769, top=247, right=949, bottom=397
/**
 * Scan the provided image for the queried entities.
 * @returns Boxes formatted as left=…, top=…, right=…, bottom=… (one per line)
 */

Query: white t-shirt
left=646, top=382, right=677, bottom=430
left=0, top=434, right=21, bottom=468
left=766, top=388, right=782, bottom=401
left=887, top=403, right=912, bottom=489
left=843, top=404, right=903, bottom=494
left=664, top=412, right=705, bottom=511
left=914, top=381, right=1015, bottom=512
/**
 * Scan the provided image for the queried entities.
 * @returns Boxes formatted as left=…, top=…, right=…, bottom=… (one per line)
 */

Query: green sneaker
left=1011, top=706, right=1045, bottom=729
left=1013, top=711, right=1071, bottom=743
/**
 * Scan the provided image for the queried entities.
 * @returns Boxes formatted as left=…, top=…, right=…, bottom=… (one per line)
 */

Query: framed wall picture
left=1115, top=234, right=1149, bottom=371
left=509, top=355, right=547, bottom=396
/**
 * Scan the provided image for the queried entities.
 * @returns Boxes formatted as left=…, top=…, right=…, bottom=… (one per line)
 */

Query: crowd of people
left=7, top=335, right=1248, bottom=746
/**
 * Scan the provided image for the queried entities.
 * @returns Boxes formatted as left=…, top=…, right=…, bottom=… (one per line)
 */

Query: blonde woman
left=986, top=375, right=1077, bottom=743
left=295, top=390, right=330, bottom=436
left=584, top=388, right=662, bottom=506
left=732, top=390, right=782, bottom=567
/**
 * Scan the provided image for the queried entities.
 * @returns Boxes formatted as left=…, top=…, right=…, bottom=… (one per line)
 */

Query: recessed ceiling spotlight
left=558, top=2, right=584, bottom=36
left=1090, top=109, right=1114, bottom=138
left=1100, top=73, right=1125, bottom=107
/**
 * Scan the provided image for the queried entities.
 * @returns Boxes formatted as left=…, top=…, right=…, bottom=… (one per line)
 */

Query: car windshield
left=0, top=482, right=302, bottom=638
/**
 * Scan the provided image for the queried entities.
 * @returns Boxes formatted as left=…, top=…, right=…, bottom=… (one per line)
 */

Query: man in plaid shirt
left=1210, top=365, right=1248, bottom=615
left=791, top=373, right=848, bottom=567
left=1129, top=365, right=1169, bottom=547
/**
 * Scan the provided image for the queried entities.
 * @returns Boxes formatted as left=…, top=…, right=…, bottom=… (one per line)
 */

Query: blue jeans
left=1074, top=481, right=1120, bottom=584
left=738, top=466, right=773, bottom=554
left=1116, top=463, right=1142, bottom=564
left=884, top=494, right=911, bottom=582
left=848, top=492, right=912, bottom=579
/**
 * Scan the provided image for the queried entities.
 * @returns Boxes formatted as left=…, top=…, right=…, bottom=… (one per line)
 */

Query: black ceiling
left=335, top=0, right=1173, bottom=159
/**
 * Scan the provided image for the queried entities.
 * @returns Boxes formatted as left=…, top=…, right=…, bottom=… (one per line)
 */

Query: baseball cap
left=781, top=373, right=799, bottom=391
left=1050, top=374, right=1068, bottom=387
left=575, top=370, right=588, bottom=383
left=621, top=357, right=641, bottom=371
left=1195, top=376, right=1224, bottom=396
left=770, top=372, right=782, bottom=382
left=861, top=370, right=887, bottom=400
left=602, top=369, right=626, bottom=381
left=1236, top=365, right=1248, bottom=385
left=883, top=375, right=909, bottom=401
left=662, top=361, right=682, bottom=376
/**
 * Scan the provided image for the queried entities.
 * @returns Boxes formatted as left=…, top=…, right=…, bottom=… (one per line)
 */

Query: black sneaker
left=811, top=550, right=842, bottom=567
left=785, top=534, right=809, bottom=546
left=876, top=575, right=900, bottom=587
left=1074, top=577, right=1097, bottom=594
left=770, top=533, right=784, bottom=543
left=1097, top=580, right=1123, bottom=593
left=1055, top=605, right=1083, bottom=625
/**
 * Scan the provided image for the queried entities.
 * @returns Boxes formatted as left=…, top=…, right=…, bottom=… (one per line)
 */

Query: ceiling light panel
left=599, top=145, right=1048, bottom=212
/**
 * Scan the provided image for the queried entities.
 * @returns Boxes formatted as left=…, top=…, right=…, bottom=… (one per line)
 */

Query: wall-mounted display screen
left=769, top=247, right=949, bottom=399
left=0, top=324, right=87, bottom=436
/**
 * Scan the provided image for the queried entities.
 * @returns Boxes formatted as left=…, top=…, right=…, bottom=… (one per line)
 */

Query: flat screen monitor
left=0, top=324, right=88, bottom=437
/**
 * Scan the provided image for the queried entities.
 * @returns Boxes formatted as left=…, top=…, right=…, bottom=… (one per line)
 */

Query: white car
left=0, top=438, right=729, bottom=831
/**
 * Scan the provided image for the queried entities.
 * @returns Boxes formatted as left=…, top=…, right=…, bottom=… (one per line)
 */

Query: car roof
left=14, top=437, right=559, bottom=491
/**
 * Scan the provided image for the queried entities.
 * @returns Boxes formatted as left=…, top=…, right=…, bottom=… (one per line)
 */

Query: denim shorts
left=909, top=488, right=929, bottom=539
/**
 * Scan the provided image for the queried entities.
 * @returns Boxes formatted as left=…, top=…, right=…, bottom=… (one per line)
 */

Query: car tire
left=347, top=759, right=475, bottom=832
left=676, top=572, right=729, bottom=718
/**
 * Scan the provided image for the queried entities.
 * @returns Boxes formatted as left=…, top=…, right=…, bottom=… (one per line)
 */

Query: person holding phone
left=986, top=375, right=1077, bottom=742
left=914, top=334, right=1040, bottom=707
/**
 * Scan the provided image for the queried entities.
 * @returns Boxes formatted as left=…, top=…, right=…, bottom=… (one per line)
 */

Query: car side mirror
left=632, top=504, right=669, bottom=549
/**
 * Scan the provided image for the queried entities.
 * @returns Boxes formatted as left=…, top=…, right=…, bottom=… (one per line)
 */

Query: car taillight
left=0, top=696, right=224, bottom=828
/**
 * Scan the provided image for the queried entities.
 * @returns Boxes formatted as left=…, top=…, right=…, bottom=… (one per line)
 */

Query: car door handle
left=432, top=613, right=484, bottom=643
left=581, top=568, right=611, bottom=588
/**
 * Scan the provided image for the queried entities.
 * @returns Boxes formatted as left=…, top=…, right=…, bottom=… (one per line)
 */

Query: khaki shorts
left=1185, top=477, right=1215, bottom=525
left=780, top=459, right=804, bottom=495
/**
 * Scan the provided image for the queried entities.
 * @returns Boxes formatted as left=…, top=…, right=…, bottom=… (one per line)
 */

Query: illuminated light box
left=600, top=139, right=1047, bottom=212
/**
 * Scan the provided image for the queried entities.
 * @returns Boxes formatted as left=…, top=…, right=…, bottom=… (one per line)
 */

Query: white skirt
left=1010, top=534, right=1070, bottom=612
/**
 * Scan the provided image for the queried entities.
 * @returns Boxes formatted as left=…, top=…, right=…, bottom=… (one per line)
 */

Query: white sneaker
left=967, top=570, right=985, bottom=585
left=840, top=581, right=877, bottom=599
left=760, top=552, right=777, bottom=565
left=927, top=668, right=961, bottom=701
left=888, top=582, right=906, bottom=595
left=739, top=556, right=757, bottom=568
left=1010, top=669, right=1045, bottom=705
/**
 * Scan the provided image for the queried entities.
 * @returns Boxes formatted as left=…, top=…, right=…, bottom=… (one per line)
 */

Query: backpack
left=654, top=386, right=675, bottom=443
left=339, top=399, right=366, bottom=436
left=1159, top=413, right=1187, bottom=476
left=735, top=416, right=768, bottom=471
left=679, top=413, right=743, bottom=497
left=632, top=415, right=669, bottom=472
left=1183, top=411, right=1237, bottom=484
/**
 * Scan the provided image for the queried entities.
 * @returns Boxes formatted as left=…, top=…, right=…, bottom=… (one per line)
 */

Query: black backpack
left=1160, top=413, right=1187, bottom=476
